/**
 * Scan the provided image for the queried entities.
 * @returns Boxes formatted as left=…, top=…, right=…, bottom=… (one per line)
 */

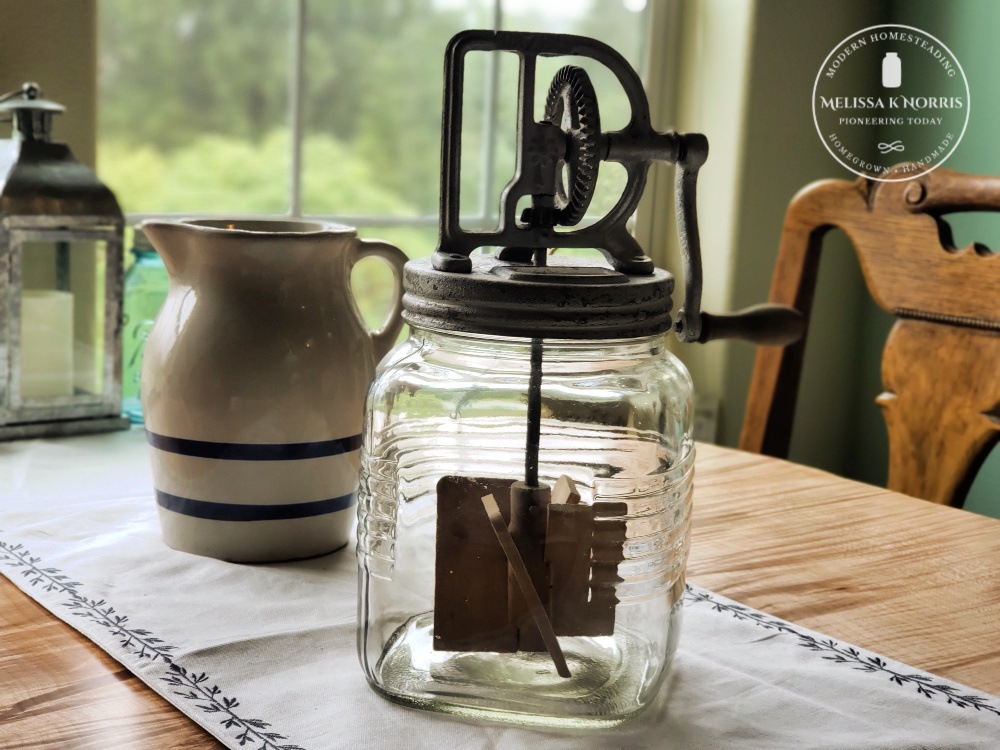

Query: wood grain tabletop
left=1, top=441, right=998, bottom=748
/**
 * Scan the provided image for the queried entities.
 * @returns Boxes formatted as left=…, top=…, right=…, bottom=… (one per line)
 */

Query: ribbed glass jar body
left=357, top=325, right=694, bottom=727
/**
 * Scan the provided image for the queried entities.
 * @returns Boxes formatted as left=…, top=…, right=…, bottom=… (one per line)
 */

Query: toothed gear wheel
left=543, top=65, right=601, bottom=226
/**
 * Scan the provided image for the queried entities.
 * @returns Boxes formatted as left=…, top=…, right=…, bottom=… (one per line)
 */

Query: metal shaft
left=525, top=337, right=543, bottom=486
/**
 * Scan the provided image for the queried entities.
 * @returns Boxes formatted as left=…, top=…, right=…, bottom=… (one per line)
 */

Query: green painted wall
left=852, top=0, right=999, bottom=515
left=712, top=0, right=886, bottom=476
left=672, top=0, right=880, bottom=470
left=711, top=0, right=998, bottom=517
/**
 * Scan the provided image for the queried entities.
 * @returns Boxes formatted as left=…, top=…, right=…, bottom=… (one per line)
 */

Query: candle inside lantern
left=20, top=290, right=74, bottom=398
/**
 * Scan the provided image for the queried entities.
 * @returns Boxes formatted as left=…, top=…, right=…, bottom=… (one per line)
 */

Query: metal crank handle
left=697, top=304, right=804, bottom=345
left=671, top=133, right=804, bottom=347
left=671, top=133, right=708, bottom=344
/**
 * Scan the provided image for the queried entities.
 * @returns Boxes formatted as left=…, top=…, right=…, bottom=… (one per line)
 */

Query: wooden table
left=2, top=442, right=999, bottom=748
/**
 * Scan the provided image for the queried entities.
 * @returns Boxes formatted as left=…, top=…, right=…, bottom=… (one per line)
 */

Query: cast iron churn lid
left=402, top=30, right=803, bottom=346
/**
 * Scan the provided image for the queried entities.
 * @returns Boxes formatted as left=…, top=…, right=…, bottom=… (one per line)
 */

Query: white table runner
left=2, top=430, right=998, bottom=750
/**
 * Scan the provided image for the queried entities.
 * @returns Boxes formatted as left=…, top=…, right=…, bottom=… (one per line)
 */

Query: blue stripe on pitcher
left=146, top=431, right=362, bottom=461
left=155, top=490, right=357, bottom=521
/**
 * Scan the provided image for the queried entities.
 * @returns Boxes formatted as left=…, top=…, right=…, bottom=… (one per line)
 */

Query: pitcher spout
left=141, top=221, right=195, bottom=280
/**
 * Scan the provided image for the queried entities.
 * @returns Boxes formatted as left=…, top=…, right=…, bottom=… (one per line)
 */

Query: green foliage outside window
left=98, top=0, right=650, bottom=325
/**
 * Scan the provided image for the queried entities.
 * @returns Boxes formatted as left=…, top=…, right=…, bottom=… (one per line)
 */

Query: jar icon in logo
left=882, top=52, right=902, bottom=88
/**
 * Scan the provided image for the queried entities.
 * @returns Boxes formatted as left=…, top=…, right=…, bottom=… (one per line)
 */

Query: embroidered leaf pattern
left=162, top=664, right=306, bottom=750
left=0, top=538, right=308, bottom=750
left=684, top=585, right=1000, bottom=717
left=10, top=531, right=996, bottom=749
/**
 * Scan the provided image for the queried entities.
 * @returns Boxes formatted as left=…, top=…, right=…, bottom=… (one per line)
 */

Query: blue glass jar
left=121, top=230, right=168, bottom=423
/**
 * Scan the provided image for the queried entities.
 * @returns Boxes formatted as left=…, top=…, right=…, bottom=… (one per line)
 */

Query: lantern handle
left=0, top=83, right=65, bottom=141
left=0, top=82, right=38, bottom=105
left=0, top=83, right=62, bottom=112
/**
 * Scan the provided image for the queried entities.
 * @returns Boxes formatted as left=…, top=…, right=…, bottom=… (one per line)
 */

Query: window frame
left=111, top=0, right=681, bottom=263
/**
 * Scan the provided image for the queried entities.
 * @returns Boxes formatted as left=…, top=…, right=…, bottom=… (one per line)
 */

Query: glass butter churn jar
left=357, top=30, right=801, bottom=727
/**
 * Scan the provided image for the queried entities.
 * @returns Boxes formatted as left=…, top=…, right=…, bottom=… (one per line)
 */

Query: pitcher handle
left=351, top=238, right=409, bottom=362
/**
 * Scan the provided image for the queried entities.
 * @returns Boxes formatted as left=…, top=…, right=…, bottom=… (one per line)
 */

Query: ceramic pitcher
left=140, top=219, right=407, bottom=563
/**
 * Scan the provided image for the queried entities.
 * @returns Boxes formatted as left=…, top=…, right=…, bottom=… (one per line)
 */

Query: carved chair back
left=739, top=164, right=1000, bottom=506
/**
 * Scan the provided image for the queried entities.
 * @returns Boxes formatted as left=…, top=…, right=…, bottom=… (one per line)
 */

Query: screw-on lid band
left=402, top=254, right=674, bottom=340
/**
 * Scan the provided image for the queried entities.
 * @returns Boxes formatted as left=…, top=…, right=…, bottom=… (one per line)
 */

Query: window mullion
left=289, top=0, right=307, bottom=218
left=476, top=0, right=504, bottom=225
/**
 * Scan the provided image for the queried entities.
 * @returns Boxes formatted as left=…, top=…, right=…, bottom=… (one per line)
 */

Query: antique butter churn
left=356, top=31, right=800, bottom=726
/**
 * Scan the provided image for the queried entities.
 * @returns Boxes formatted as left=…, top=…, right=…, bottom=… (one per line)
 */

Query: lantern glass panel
left=18, top=238, right=108, bottom=401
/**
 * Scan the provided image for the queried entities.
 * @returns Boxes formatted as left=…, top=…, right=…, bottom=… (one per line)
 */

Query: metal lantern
left=0, top=83, right=128, bottom=439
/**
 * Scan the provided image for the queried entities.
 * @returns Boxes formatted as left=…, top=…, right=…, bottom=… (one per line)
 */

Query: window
left=98, top=0, right=655, bottom=322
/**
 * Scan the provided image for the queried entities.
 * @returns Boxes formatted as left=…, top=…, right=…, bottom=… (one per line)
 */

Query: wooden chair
left=739, top=164, right=1000, bottom=507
